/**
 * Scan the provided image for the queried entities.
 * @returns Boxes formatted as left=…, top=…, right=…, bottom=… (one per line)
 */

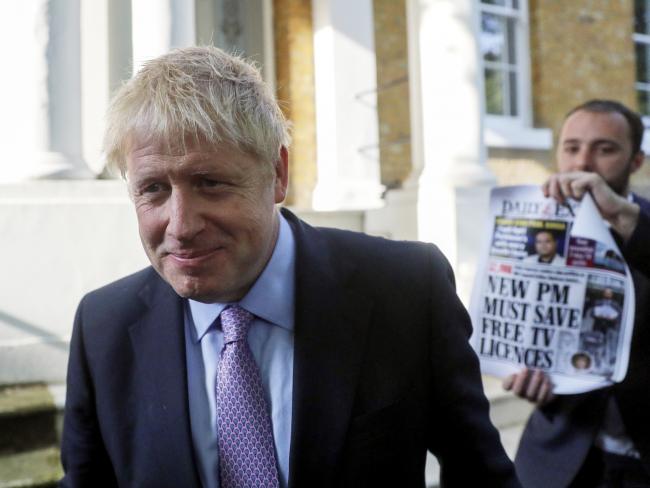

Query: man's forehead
left=124, top=134, right=270, bottom=182
left=127, top=132, right=220, bottom=157
left=559, top=110, right=630, bottom=144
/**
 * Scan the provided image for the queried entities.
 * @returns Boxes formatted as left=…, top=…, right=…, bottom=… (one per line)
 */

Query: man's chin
left=161, top=272, right=210, bottom=300
left=170, top=280, right=214, bottom=302
left=167, top=276, right=245, bottom=304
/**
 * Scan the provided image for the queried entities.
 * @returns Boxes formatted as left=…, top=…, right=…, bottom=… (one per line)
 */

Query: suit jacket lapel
left=284, top=211, right=373, bottom=487
left=128, top=273, right=202, bottom=486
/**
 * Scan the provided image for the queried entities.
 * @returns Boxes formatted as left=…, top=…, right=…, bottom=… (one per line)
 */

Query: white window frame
left=634, top=32, right=650, bottom=113
left=478, top=0, right=552, bottom=149
left=633, top=31, right=650, bottom=153
left=633, top=1, right=650, bottom=152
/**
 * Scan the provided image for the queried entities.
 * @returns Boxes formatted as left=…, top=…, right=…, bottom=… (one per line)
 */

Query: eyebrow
left=562, top=138, right=621, bottom=147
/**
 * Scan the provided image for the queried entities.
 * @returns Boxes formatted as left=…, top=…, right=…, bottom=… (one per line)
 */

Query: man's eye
left=564, top=146, right=579, bottom=154
left=143, top=183, right=164, bottom=193
left=199, top=178, right=221, bottom=188
left=598, top=146, right=617, bottom=154
left=137, top=182, right=170, bottom=196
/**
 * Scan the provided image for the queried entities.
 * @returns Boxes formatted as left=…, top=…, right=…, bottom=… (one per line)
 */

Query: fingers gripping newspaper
left=469, top=186, right=635, bottom=394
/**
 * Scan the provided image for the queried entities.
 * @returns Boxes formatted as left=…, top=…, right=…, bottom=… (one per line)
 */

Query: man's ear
left=274, top=146, right=289, bottom=203
left=631, top=150, right=645, bottom=175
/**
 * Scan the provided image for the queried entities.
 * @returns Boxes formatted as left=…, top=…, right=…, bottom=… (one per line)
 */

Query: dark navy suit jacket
left=60, top=209, right=519, bottom=487
left=515, top=195, right=650, bottom=488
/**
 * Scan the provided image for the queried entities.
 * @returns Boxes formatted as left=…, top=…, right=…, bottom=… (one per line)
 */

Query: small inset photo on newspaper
left=575, top=275, right=625, bottom=378
left=522, top=222, right=568, bottom=266
left=489, top=218, right=568, bottom=264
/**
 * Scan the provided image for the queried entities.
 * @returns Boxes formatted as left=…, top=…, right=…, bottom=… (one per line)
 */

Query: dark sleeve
left=60, top=297, right=118, bottom=487
left=624, top=209, right=650, bottom=278
left=425, top=247, right=521, bottom=488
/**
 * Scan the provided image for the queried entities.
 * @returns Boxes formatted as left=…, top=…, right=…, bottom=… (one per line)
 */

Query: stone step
left=0, top=378, right=532, bottom=488
left=0, top=384, right=61, bottom=455
left=0, top=447, right=62, bottom=488
left=0, top=384, right=63, bottom=488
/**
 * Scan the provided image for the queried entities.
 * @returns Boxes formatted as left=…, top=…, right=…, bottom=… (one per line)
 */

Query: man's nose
left=166, top=189, right=204, bottom=241
left=572, top=149, right=594, bottom=171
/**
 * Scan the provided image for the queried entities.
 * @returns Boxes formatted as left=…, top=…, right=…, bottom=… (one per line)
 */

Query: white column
left=412, top=0, right=496, bottom=299
left=80, top=0, right=110, bottom=174
left=80, top=0, right=134, bottom=174
left=311, top=0, right=384, bottom=211
left=0, top=0, right=92, bottom=182
left=131, top=0, right=196, bottom=74
left=367, top=0, right=495, bottom=302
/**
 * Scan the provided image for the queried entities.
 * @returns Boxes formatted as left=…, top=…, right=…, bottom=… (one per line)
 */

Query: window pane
left=635, top=0, right=650, bottom=34
left=638, top=88, right=650, bottom=115
left=636, top=42, right=650, bottom=83
left=481, top=13, right=516, bottom=64
left=485, top=68, right=506, bottom=115
left=481, top=13, right=505, bottom=62
left=507, top=17, right=517, bottom=63
left=509, top=71, right=518, bottom=116
left=480, top=1, right=522, bottom=119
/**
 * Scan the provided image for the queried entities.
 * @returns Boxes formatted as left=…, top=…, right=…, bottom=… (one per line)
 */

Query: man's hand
left=502, top=368, right=555, bottom=406
left=542, top=171, right=640, bottom=241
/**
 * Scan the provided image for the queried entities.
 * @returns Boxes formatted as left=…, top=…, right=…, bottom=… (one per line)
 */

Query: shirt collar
left=187, top=212, right=296, bottom=342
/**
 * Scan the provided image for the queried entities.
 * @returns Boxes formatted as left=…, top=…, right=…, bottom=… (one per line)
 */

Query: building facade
left=1, top=0, right=649, bottom=385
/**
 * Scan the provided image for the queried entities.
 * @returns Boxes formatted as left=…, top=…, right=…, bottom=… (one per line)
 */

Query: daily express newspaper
left=469, top=186, right=635, bottom=394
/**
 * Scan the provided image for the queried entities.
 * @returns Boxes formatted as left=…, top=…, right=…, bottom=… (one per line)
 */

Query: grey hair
left=103, top=45, right=291, bottom=176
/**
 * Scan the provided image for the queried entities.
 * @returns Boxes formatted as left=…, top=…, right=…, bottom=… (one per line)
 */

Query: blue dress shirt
left=184, top=213, right=295, bottom=488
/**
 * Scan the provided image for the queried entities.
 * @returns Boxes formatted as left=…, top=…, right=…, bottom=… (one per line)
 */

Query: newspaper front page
left=469, top=186, right=635, bottom=394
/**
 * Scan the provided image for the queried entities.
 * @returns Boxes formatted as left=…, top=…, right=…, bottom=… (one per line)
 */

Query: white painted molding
left=485, top=116, right=553, bottom=150
left=311, top=0, right=384, bottom=210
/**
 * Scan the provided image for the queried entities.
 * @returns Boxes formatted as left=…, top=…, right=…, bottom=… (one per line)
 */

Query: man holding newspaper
left=504, top=100, right=650, bottom=487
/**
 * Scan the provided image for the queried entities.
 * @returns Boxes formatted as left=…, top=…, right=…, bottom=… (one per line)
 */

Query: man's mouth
left=166, top=248, right=223, bottom=265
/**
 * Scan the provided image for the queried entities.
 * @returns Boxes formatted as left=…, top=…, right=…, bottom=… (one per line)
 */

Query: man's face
left=556, top=109, right=643, bottom=194
left=126, top=137, right=288, bottom=303
left=535, top=232, right=557, bottom=259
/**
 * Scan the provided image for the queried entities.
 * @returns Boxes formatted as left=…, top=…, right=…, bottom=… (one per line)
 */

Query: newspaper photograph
left=469, top=185, right=635, bottom=394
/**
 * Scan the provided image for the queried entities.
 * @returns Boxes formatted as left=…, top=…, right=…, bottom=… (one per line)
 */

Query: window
left=634, top=0, right=650, bottom=115
left=479, top=0, right=524, bottom=117
left=479, top=0, right=551, bottom=149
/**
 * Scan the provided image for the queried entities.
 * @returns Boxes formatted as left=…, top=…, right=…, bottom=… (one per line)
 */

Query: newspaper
left=469, top=185, right=635, bottom=394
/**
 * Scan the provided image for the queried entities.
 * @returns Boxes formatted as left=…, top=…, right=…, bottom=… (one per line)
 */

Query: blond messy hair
left=103, top=46, right=291, bottom=176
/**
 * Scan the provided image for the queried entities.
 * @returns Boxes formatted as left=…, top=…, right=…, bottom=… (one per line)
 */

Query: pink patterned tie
left=216, top=306, right=280, bottom=488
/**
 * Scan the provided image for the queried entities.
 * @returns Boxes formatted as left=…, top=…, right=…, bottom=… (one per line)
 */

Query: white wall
left=0, top=181, right=365, bottom=384
left=0, top=182, right=148, bottom=383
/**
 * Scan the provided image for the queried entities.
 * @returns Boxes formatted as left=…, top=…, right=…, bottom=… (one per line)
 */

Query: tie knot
left=220, top=306, right=254, bottom=344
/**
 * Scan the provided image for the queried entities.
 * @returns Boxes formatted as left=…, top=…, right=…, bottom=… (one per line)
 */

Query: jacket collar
left=282, top=208, right=373, bottom=487
left=129, top=272, right=202, bottom=486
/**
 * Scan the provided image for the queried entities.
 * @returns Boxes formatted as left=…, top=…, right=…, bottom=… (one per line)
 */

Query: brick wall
left=529, top=0, right=636, bottom=138
left=489, top=0, right=650, bottom=196
left=373, top=0, right=412, bottom=189
left=274, top=0, right=317, bottom=208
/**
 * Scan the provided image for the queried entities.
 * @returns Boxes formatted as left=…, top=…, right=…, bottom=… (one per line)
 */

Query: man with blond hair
left=60, top=46, right=518, bottom=487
